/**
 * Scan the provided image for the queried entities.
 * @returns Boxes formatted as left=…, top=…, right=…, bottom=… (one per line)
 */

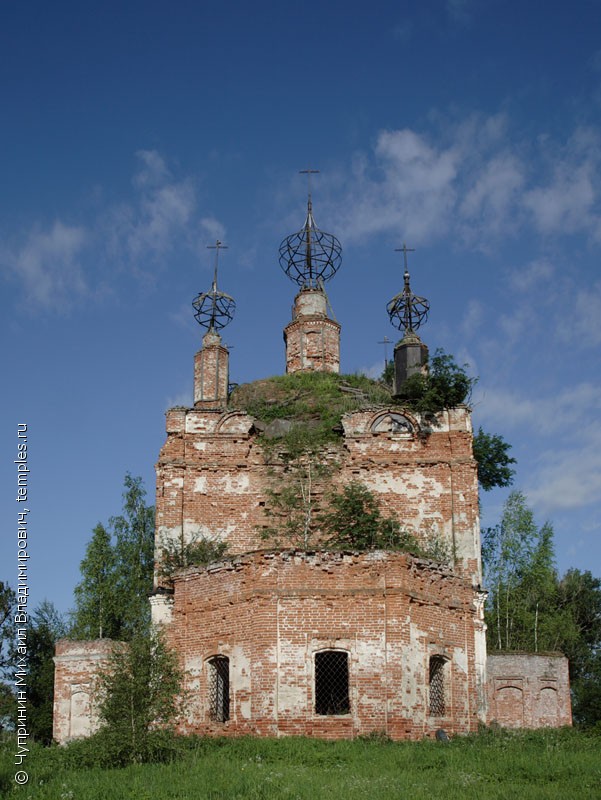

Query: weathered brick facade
left=168, top=550, right=481, bottom=739
left=487, top=653, right=572, bottom=728
left=154, top=405, right=481, bottom=585
left=283, top=288, right=340, bottom=374
left=194, top=330, right=229, bottom=408
left=53, top=272, right=572, bottom=743
left=53, top=640, right=124, bottom=743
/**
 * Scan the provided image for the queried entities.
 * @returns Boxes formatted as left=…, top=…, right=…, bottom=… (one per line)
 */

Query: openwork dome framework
left=386, top=272, right=430, bottom=333
left=387, top=245, right=429, bottom=334
left=192, top=240, right=236, bottom=331
left=279, top=198, right=342, bottom=288
left=192, top=286, right=236, bottom=331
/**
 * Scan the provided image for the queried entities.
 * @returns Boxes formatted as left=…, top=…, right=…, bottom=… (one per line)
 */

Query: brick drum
left=283, top=288, right=340, bottom=374
left=168, top=549, right=482, bottom=740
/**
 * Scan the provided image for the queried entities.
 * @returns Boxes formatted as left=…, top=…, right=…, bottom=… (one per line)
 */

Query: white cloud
left=392, top=20, right=413, bottom=42
left=477, top=382, right=601, bottom=436
left=475, top=383, right=601, bottom=513
left=557, top=280, right=601, bottom=346
left=169, top=301, right=199, bottom=333
left=359, top=359, right=386, bottom=380
left=110, top=152, right=196, bottom=264
left=458, top=153, right=524, bottom=240
left=528, top=430, right=601, bottom=512
left=326, top=117, right=601, bottom=249
left=0, top=149, right=228, bottom=311
left=103, top=151, right=230, bottom=279
left=332, top=128, right=458, bottom=244
left=460, top=299, right=484, bottom=338
left=523, top=167, right=595, bottom=234
left=1, top=221, right=88, bottom=308
left=447, top=0, right=475, bottom=25
left=591, top=49, right=601, bottom=73
left=165, top=389, right=193, bottom=409
left=523, top=128, right=601, bottom=238
left=199, top=216, right=227, bottom=246
left=133, top=149, right=171, bottom=188
left=509, top=259, right=555, bottom=292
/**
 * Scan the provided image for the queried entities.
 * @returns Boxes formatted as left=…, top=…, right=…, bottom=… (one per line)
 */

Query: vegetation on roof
left=229, top=371, right=393, bottom=452
left=231, top=350, right=476, bottom=431
left=390, top=349, right=476, bottom=414
left=229, top=353, right=514, bottom=493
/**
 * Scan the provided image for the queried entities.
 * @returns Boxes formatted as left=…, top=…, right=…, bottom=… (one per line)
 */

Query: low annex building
left=53, top=194, right=571, bottom=743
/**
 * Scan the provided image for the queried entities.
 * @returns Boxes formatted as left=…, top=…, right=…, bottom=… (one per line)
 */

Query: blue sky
left=2, top=0, right=601, bottom=616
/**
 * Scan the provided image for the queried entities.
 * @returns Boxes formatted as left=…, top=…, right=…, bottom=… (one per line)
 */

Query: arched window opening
left=208, top=655, right=230, bottom=722
left=315, top=650, right=350, bottom=715
left=429, top=655, right=447, bottom=716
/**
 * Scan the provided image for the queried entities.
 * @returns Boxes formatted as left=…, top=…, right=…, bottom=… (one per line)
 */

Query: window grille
left=429, top=655, right=446, bottom=716
left=208, top=655, right=230, bottom=722
left=315, top=650, right=350, bottom=715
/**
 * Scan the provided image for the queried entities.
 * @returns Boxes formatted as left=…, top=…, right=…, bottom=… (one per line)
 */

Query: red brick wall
left=283, top=288, right=341, bottom=373
left=486, top=653, right=572, bottom=728
left=154, top=406, right=481, bottom=587
left=53, top=639, right=125, bottom=743
left=193, top=331, right=229, bottom=408
left=167, top=550, right=482, bottom=740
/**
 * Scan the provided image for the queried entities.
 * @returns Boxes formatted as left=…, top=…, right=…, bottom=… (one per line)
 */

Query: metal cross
left=378, top=335, right=393, bottom=365
left=299, top=167, right=320, bottom=198
left=394, top=242, right=415, bottom=273
left=207, top=240, right=228, bottom=286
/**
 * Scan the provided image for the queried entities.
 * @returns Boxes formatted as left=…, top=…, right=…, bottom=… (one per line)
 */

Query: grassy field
left=1, top=728, right=600, bottom=800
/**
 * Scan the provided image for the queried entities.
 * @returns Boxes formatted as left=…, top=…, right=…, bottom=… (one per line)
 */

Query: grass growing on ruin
left=230, top=372, right=393, bottom=451
left=2, top=728, right=600, bottom=799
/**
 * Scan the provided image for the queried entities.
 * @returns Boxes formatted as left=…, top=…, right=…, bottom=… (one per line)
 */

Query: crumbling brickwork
left=53, top=639, right=124, bottom=743
left=487, top=653, right=572, bottom=728
left=283, top=288, right=340, bottom=373
left=167, top=550, right=482, bottom=740
left=194, top=330, right=229, bottom=408
left=154, top=406, right=481, bottom=586
left=53, top=272, right=573, bottom=742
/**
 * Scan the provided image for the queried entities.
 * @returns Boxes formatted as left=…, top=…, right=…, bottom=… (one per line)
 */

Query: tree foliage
left=260, top=451, right=334, bottom=549
left=261, top=478, right=452, bottom=563
left=473, top=427, right=516, bottom=491
left=71, top=524, right=119, bottom=640
left=71, top=474, right=155, bottom=642
left=26, top=601, right=67, bottom=744
left=94, top=628, right=185, bottom=765
left=381, top=350, right=515, bottom=491
left=158, top=535, right=228, bottom=583
left=483, top=491, right=558, bottom=652
left=0, top=582, right=16, bottom=674
left=232, top=371, right=392, bottom=452
left=319, top=482, right=421, bottom=552
left=483, top=492, right=601, bottom=727
left=0, top=582, right=17, bottom=730
left=111, top=474, right=155, bottom=638
left=320, top=482, right=452, bottom=562
left=555, top=569, right=601, bottom=727
left=394, top=350, right=476, bottom=413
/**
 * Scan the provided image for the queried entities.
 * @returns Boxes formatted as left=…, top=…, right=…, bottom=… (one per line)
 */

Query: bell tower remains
left=191, top=241, right=235, bottom=408
left=280, top=169, right=342, bottom=374
left=386, top=243, right=430, bottom=396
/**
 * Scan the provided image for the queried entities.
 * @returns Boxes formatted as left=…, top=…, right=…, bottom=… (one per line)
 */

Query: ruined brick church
left=53, top=191, right=571, bottom=742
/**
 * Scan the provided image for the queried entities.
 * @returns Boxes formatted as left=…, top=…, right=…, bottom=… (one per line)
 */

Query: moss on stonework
left=229, top=371, right=393, bottom=451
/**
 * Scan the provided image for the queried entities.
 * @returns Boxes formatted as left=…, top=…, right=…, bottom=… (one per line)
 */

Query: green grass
left=229, top=372, right=394, bottom=453
left=2, top=728, right=600, bottom=799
